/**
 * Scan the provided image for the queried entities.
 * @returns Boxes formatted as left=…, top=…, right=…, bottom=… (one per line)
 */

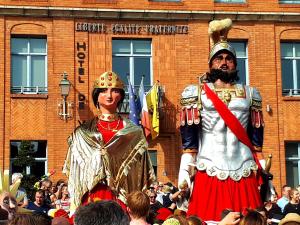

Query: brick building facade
left=1, top=0, right=300, bottom=191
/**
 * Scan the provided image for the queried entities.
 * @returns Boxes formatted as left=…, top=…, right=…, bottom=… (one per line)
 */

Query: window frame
left=285, top=142, right=300, bottom=187
left=112, top=39, right=153, bottom=89
left=229, top=40, right=249, bottom=85
left=11, top=37, right=48, bottom=94
left=280, top=41, right=300, bottom=96
left=279, top=0, right=300, bottom=3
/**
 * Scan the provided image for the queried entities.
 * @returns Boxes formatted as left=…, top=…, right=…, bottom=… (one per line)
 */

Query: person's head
left=148, top=190, right=157, bottom=204
left=51, top=217, right=70, bottom=225
left=11, top=173, right=23, bottom=185
left=0, top=191, right=17, bottom=220
left=187, top=215, right=203, bottom=225
left=270, top=192, right=278, bottom=203
left=92, top=71, right=125, bottom=114
left=282, top=185, right=292, bottom=198
left=279, top=213, right=300, bottom=225
left=127, top=191, right=150, bottom=219
left=239, top=210, right=267, bottom=225
left=162, top=215, right=189, bottom=225
left=34, top=189, right=45, bottom=206
left=7, top=214, right=39, bottom=225
left=41, top=179, right=52, bottom=193
left=74, top=200, right=129, bottom=225
left=289, top=188, right=300, bottom=203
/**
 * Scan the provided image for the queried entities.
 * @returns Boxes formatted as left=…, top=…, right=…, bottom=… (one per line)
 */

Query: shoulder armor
left=180, top=85, right=199, bottom=107
left=250, top=87, right=262, bottom=110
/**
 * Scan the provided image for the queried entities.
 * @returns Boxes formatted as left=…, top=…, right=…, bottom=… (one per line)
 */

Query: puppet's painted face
left=0, top=192, right=17, bottom=220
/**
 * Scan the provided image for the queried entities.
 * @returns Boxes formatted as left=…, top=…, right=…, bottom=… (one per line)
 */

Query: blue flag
left=127, top=78, right=140, bottom=125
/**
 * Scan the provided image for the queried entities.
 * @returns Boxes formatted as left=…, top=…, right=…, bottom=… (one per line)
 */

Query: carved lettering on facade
left=75, top=22, right=189, bottom=35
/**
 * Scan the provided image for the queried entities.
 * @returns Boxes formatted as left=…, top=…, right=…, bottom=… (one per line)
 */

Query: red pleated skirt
left=187, top=171, right=262, bottom=221
left=81, top=183, right=127, bottom=211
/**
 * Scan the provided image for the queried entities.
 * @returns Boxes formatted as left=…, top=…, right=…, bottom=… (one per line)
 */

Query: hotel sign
left=75, top=22, right=189, bottom=35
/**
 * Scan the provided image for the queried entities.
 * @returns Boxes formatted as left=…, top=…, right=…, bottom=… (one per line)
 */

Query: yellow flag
left=146, top=84, right=159, bottom=139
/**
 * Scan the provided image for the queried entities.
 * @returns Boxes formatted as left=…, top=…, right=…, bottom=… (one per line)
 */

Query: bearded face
left=207, top=69, right=239, bottom=84
left=0, top=192, right=17, bottom=220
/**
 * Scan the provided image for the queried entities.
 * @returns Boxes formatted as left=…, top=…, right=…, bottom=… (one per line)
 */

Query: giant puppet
left=63, top=71, right=155, bottom=211
left=178, top=19, right=264, bottom=221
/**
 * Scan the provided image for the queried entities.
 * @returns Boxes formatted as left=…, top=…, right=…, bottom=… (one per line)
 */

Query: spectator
left=0, top=191, right=17, bottom=220
left=239, top=210, right=267, bottom=225
left=161, top=185, right=174, bottom=209
left=55, top=184, right=70, bottom=213
left=11, top=173, right=28, bottom=208
left=187, top=215, right=203, bottom=225
left=127, top=191, right=150, bottom=225
left=40, top=179, right=53, bottom=206
left=162, top=215, right=189, bottom=225
left=26, top=189, right=51, bottom=214
left=219, top=212, right=242, bottom=225
left=171, top=181, right=190, bottom=215
left=74, top=200, right=129, bottom=225
left=7, top=213, right=51, bottom=225
left=279, top=213, right=300, bottom=225
left=264, top=193, right=283, bottom=224
left=283, top=189, right=300, bottom=216
left=51, top=217, right=70, bottom=225
left=278, top=185, right=292, bottom=213
left=148, top=190, right=163, bottom=214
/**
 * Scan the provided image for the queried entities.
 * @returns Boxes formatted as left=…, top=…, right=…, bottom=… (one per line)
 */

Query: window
left=112, top=39, right=152, bottom=112
left=148, top=150, right=157, bottom=176
left=279, top=0, right=300, bottom=3
left=285, top=142, right=300, bottom=187
left=11, top=37, right=47, bottom=94
left=10, top=140, right=47, bottom=178
left=229, top=41, right=248, bottom=85
left=281, top=42, right=300, bottom=96
left=215, top=0, right=245, bottom=2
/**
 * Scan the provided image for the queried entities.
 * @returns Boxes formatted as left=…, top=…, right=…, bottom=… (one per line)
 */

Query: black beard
left=206, top=69, right=239, bottom=84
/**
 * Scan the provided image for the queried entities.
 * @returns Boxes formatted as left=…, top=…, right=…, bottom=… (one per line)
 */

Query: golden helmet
left=208, top=18, right=236, bottom=64
left=94, top=71, right=124, bottom=90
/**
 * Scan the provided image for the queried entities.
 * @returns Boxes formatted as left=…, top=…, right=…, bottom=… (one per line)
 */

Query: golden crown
left=94, top=71, right=124, bottom=90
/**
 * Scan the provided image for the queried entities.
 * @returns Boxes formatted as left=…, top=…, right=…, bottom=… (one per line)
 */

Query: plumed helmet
left=208, top=18, right=236, bottom=64
left=93, top=71, right=124, bottom=90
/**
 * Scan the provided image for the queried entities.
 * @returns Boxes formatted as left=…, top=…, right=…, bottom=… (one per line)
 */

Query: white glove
left=178, top=153, right=196, bottom=189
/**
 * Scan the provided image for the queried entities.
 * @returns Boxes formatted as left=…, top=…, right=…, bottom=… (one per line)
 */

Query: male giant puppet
left=178, top=18, right=264, bottom=221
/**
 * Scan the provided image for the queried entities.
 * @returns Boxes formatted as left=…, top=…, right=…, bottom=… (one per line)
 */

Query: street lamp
left=58, top=72, right=73, bottom=121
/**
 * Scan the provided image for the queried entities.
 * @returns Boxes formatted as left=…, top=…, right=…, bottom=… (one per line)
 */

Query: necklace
left=97, top=118, right=121, bottom=132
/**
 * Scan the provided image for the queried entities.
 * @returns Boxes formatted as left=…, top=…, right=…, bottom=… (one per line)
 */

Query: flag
left=139, top=77, right=151, bottom=138
left=146, top=83, right=159, bottom=139
left=127, top=78, right=140, bottom=125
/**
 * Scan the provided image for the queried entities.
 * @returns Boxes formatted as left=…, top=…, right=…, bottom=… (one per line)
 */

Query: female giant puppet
left=178, top=19, right=264, bottom=221
left=63, top=71, right=155, bottom=211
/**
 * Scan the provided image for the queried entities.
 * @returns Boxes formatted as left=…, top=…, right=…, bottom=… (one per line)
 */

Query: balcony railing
left=11, top=86, right=48, bottom=94
left=283, top=89, right=300, bottom=96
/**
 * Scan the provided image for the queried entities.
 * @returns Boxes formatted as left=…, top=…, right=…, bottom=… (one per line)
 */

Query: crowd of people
left=2, top=173, right=300, bottom=225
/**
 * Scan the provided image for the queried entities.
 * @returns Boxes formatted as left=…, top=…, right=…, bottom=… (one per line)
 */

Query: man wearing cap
left=63, top=71, right=155, bottom=212
left=178, top=19, right=264, bottom=221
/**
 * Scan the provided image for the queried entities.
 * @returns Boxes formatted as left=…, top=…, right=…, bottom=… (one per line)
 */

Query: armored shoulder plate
left=250, top=87, right=262, bottom=110
left=180, top=85, right=199, bottom=107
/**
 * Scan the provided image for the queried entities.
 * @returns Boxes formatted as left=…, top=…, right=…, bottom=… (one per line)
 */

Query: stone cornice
left=0, top=5, right=300, bottom=22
